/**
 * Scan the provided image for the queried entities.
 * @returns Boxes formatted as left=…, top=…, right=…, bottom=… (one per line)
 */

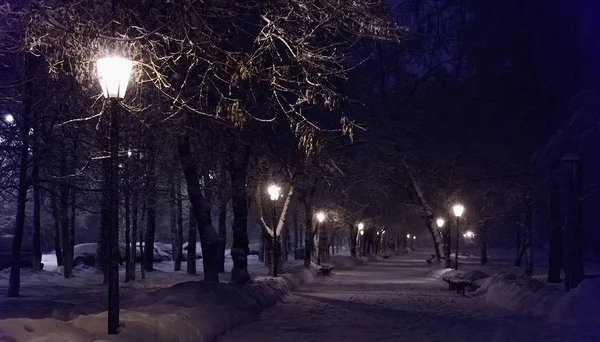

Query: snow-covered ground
left=219, top=250, right=600, bottom=342
left=0, top=251, right=269, bottom=320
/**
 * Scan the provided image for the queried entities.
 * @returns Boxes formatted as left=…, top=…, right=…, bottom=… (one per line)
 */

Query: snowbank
left=473, top=272, right=564, bottom=317
left=549, top=277, right=600, bottom=326
left=0, top=255, right=365, bottom=342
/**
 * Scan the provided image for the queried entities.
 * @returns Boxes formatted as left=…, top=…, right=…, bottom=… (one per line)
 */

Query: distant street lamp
left=452, top=204, right=465, bottom=270
left=436, top=218, right=445, bottom=229
left=316, top=211, right=326, bottom=265
left=97, top=55, right=133, bottom=335
left=267, top=184, right=281, bottom=276
left=463, top=231, right=475, bottom=239
left=4, top=114, right=14, bottom=124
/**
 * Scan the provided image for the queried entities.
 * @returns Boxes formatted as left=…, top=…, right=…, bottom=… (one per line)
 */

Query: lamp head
left=436, top=218, right=445, bottom=228
left=267, top=184, right=281, bottom=201
left=316, top=212, right=326, bottom=223
left=452, top=204, right=465, bottom=218
left=97, top=56, right=133, bottom=99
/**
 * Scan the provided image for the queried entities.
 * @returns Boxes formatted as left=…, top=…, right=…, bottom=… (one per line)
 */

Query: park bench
left=425, top=254, right=437, bottom=266
left=442, top=276, right=474, bottom=294
left=318, top=265, right=334, bottom=276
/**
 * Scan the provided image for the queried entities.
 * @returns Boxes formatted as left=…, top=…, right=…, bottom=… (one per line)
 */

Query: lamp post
left=357, top=222, right=364, bottom=256
left=452, top=204, right=465, bottom=270
left=267, top=184, right=281, bottom=276
left=316, top=212, right=326, bottom=265
left=437, top=217, right=450, bottom=267
left=97, top=56, right=133, bottom=335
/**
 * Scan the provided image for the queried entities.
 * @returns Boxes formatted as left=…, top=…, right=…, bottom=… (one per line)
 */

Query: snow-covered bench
left=318, top=265, right=334, bottom=276
left=442, top=276, right=473, bottom=294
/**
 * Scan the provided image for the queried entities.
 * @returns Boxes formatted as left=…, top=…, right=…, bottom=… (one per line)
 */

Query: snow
left=0, top=252, right=365, bottom=341
left=219, top=250, right=596, bottom=342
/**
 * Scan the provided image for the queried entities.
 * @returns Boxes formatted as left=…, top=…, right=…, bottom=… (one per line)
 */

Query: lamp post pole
left=272, top=202, right=278, bottom=277
left=452, top=204, right=464, bottom=271
left=108, top=98, right=120, bottom=334
left=97, top=56, right=133, bottom=335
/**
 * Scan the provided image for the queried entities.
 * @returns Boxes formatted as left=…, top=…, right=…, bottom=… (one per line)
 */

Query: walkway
left=219, top=251, right=596, bottom=342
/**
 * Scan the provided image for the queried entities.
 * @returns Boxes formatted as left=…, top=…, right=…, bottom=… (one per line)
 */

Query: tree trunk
left=560, top=154, right=585, bottom=291
left=178, top=133, right=219, bottom=283
left=144, top=142, right=157, bottom=272
left=401, top=160, right=442, bottom=260
left=175, top=176, right=183, bottom=271
left=125, top=185, right=132, bottom=282
left=229, top=144, right=251, bottom=284
left=349, top=224, right=357, bottom=257
left=217, top=198, right=227, bottom=273
left=52, top=195, right=63, bottom=267
left=69, top=139, right=77, bottom=267
left=480, top=224, right=488, bottom=266
left=524, top=196, right=533, bottom=277
left=130, top=192, right=137, bottom=281
left=7, top=108, right=31, bottom=297
left=170, top=178, right=177, bottom=271
left=32, top=155, right=42, bottom=271
left=187, top=205, right=197, bottom=275
left=293, top=210, right=299, bottom=258
left=547, top=166, right=562, bottom=283
left=60, top=147, right=73, bottom=279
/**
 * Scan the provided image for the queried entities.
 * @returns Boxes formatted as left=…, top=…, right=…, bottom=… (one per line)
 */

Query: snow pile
left=473, top=272, right=564, bottom=317
left=327, top=255, right=365, bottom=270
left=430, top=267, right=454, bottom=279
left=0, top=255, right=365, bottom=341
left=549, top=277, right=600, bottom=326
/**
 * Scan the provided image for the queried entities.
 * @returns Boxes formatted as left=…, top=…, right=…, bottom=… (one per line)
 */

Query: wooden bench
left=318, top=265, right=334, bottom=276
left=442, top=276, right=474, bottom=294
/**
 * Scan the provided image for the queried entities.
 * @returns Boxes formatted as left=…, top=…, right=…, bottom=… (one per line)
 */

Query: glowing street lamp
left=463, top=231, right=475, bottom=239
left=267, top=184, right=282, bottom=276
left=436, top=218, right=445, bottom=228
left=316, top=211, right=326, bottom=223
left=452, top=204, right=465, bottom=270
left=97, top=55, right=133, bottom=335
left=267, top=184, right=281, bottom=201
left=406, top=234, right=410, bottom=239
left=4, top=114, right=14, bottom=124
left=358, top=222, right=364, bottom=231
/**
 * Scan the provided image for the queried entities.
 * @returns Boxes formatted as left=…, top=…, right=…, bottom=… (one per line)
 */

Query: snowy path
left=219, top=252, right=598, bottom=342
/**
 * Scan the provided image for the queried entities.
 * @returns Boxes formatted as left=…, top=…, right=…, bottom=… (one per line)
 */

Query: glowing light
left=5, top=114, right=14, bottom=124
left=360, top=230, right=364, bottom=235
left=376, top=231, right=380, bottom=235
left=436, top=218, right=445, bottom=228
left=316, top=211, right=326, bottom=223
left=413, top=236, right=416, bottom=239
left=127, top=150, right=132, bottom=157
left=464, top=231, right=475, bottom=238
left=406, top=234, right=410, bottom=238
left=452, top=204, right=465, bottom=218
left=97, top=56, right=133, bottom=99
left=267, top=184, right=281, bottom=201
left=358, top=222, right=364, bottom=230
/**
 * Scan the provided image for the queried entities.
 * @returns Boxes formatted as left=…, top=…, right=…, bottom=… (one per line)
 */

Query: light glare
left=452, top=204, right=465, bottom=217
left=97, top=56, right=133, bottom=99
left=436, top=218, right=445, bottom=228
left=267, top=184, right=281, bottom=201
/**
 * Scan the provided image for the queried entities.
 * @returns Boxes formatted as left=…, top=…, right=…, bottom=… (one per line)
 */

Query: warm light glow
left=4, top=114, right=14, bottom=124
left=376, top=231, right=380, bottom=235
left=267, top=184, right=281, bottom=201
left=413, top=236, right=416, bottom=239
left=406, top=234, right=410, bottom=238
left=382, top=230, right=385, bottom=235
left=97, top=56, right=133, bottom=99
left=127, top=150, right=132, bottom=158
left=358, top=222, right=364, bottom=230
left=464, top=231, right=475, bottom=238
left=436, top=218, right=445, bottom=228
left=359, top=230, right=364, bottom=236
left=316, top=211, right=326, bottom=223
left=452, top=204, right=465, bottom=218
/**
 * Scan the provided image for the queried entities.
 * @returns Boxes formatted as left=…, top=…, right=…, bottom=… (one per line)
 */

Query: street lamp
left=316, top=211, right=326, bottom=265
left=452, top=204, right=465, bottom=270
left=436, top=218, right=445, bottom=229
left=464, top=231, right=475, bottom=239
left=267, top=184, right=281, bottom=276
left=97, top=55, right=133, bottom=335
left=4, top=114, right=14, bottom=124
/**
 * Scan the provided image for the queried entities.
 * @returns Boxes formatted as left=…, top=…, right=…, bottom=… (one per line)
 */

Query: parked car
left=154, top=242, right=173, bottom=258
left=73, top=243, right=126, bottom=267
left=135, top=243, right=171, bottom=262
left=182, top=242, right=203, bottom=260
left=0, top=235, right=43, bottom=270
